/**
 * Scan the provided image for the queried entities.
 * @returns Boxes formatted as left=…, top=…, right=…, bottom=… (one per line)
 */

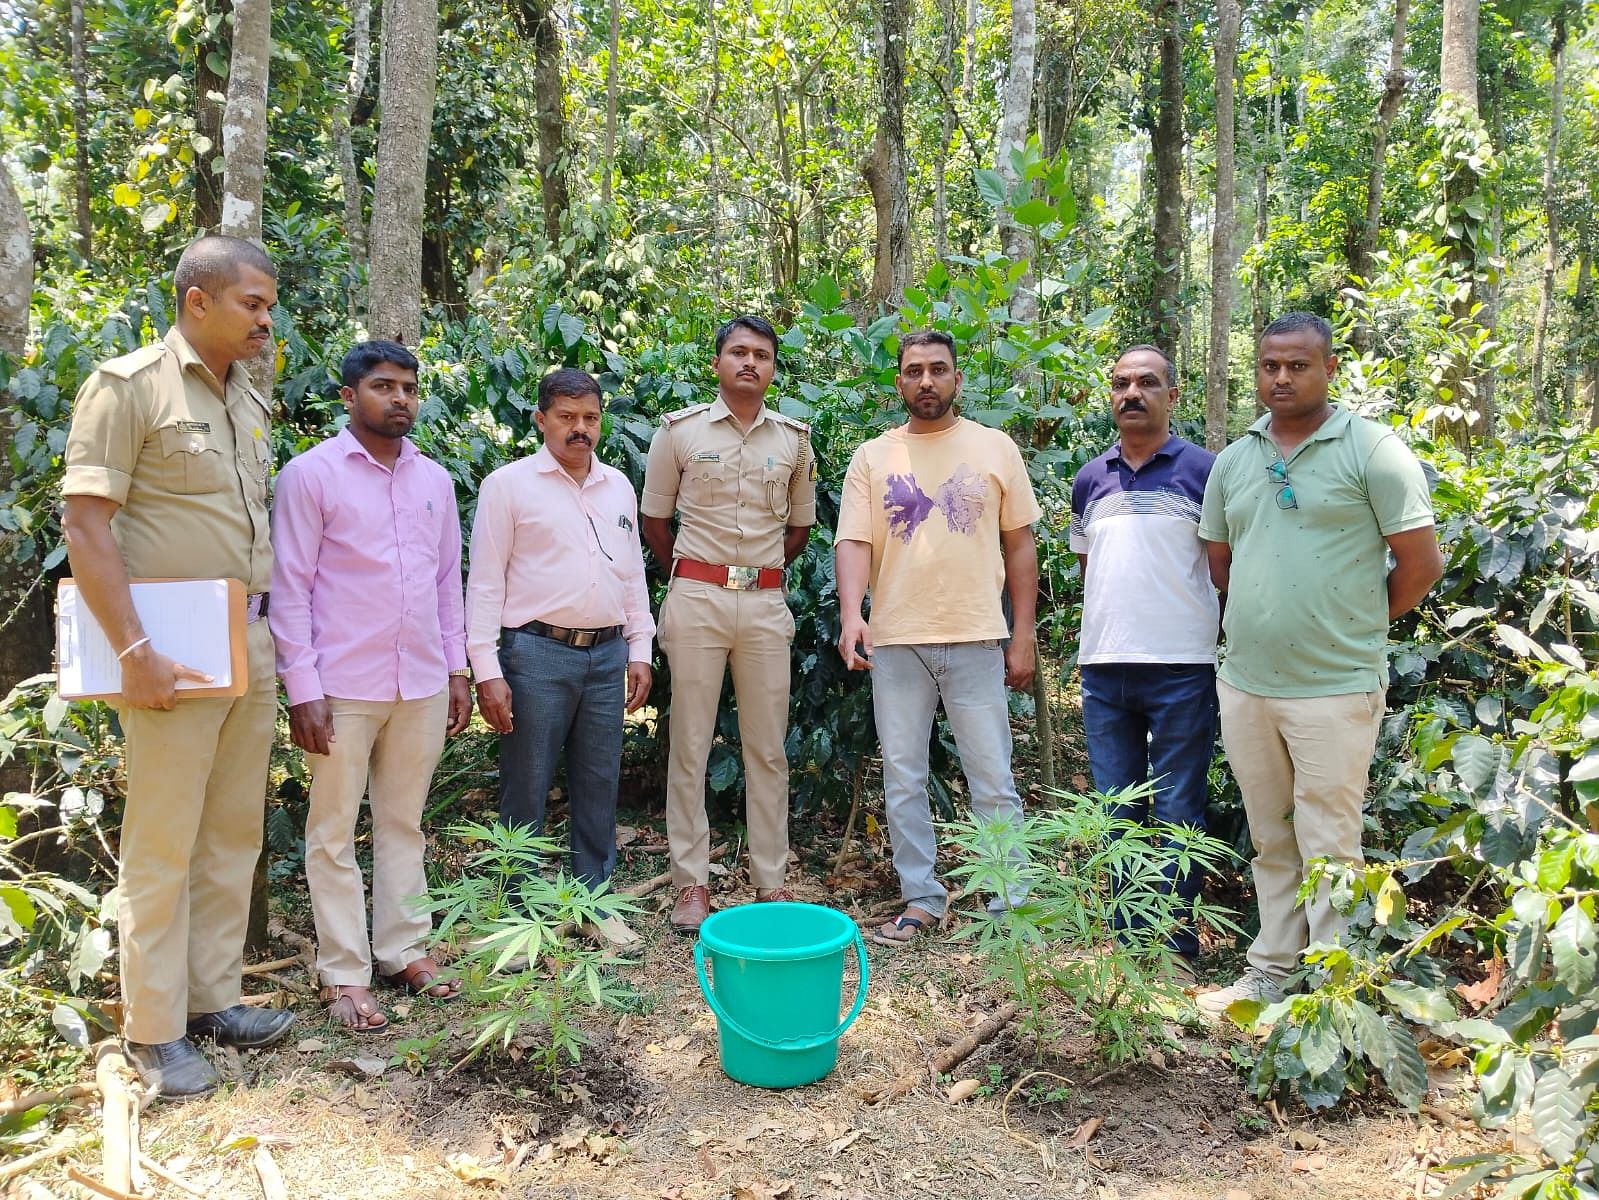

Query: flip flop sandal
left=871, top=914, right=931, bottom=948
left=322, top=985, right=390, bottom=1034
left=382, top=957, right=463, bottom=1001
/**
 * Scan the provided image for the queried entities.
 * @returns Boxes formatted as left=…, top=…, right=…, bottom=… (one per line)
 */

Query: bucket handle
left=694, top=929, right=870, bottom=1054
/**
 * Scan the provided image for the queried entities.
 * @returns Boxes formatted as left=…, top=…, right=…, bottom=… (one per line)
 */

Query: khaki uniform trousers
left=658, top=578, right=794, bottom=890
left=303, top=689, right=447, bottom=986
left=1218, top=679, right=1385, bottom=981
left=116, top=620, right=276, bottom=1045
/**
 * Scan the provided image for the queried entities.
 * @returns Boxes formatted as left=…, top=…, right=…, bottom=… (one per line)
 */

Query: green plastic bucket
left=694, top=902, right=869, bottom=1089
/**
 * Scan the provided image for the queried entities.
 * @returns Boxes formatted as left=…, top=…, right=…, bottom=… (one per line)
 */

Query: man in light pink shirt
left=270, top=340, right=472, bottom=1032
left=466, top=368, right=654, bottom=947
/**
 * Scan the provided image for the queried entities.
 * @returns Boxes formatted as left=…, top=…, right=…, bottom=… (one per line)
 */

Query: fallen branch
left=253, top=1145, right=288, bottom=1200
left=830, top=765, right=867, bottom=877
left=64, top=1167, right=135, bottom=1200
left=241, top=954, right=302, bottom=977
left=0, top=1134, right=96, bottom=1184
left=0, top=1082, right=95, bottom=1116
left=864, top=1001, right=1022, bottom=1104
left=94, top=1041, right=137, bottom=1195
left=140, top=1154, right=208, bottom=1197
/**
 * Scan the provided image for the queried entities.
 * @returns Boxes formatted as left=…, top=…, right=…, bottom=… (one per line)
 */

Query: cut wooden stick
left=139, top=1155, right=207, bottom=1197
left=94, top=1041, right=136, bottom=1195
left=0, top=1134, right=95, bottom=1184
left=863, top=1001, right=1022, bottom=1104
left=241, top=954, right=301, bottom=976
left=0, top=1082, right=95, bottom=1116
left=63, top=1166, right=135, bottom=1199
left=253, top=1145, right=288, bottom=1200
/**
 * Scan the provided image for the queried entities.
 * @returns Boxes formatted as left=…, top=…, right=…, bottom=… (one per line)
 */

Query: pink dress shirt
left=270, top=427, right=467, bottom=706
left=465, top=446, right=654, bottom=681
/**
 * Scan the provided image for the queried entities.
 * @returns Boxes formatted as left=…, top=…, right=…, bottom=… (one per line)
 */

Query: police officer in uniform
left=62, top=236, right=294, bottom=1100
left=641, top=315, right=816, bottom=933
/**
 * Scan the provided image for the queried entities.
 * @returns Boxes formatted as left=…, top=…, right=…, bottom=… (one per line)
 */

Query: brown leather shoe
left=755, top=888, right=796, bottom=902
left=670, top=885, right=711, bottom=934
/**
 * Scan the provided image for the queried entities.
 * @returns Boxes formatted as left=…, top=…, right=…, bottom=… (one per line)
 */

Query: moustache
left=1118, top=400, right=1147, bottom=413
left=566, top=434, right=592, bottom=446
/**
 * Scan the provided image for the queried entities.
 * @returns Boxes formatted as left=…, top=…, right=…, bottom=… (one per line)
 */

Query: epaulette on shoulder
left=96, top=343, right=168, bottom=381
left=661, top=402, right=711, bottom=426
left=768, top=409, right=811, bottom=435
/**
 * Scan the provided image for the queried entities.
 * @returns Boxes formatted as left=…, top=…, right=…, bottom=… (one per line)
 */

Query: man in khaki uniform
left=62, top=236, right=294, bottom=1100
left=641, top=315, right=816, bottom=933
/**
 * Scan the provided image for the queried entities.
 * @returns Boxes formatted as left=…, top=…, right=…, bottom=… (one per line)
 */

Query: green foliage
left=428, top=820, right=638, bottom=1083
left=944, top=784, right=1240, bottom=1064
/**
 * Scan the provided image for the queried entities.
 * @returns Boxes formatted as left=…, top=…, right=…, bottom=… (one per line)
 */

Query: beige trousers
left=657, top=578, right=794, bottom=890
left=116, top=620, right=276, bottom=1044
left=1217, top=679, right=1385, bottom=981
left=303, top=690, right=448, bottom=986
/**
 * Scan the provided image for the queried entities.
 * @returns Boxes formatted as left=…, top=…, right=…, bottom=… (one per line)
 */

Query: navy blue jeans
left=1080, top=662, right=1218, bottom=959
left=497, top=627, right=628, bottom=891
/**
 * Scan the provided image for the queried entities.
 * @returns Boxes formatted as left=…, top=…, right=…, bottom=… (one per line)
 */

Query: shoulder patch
left=767, top=409, right=810, bottom=434
left=661, top=402, right=711, bottom=426
left=97, top=343, right=168, bottom=381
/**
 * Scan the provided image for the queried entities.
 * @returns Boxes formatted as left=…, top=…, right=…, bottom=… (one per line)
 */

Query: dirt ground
left=9, top=827, right=1503, bottom=1200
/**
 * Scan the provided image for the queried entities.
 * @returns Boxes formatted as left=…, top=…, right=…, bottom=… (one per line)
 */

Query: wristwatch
left=448, top=668, right=471, bottom=678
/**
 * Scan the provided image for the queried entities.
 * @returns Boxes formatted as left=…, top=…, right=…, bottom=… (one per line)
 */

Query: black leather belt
left=518, top=620, right=622, bottom=648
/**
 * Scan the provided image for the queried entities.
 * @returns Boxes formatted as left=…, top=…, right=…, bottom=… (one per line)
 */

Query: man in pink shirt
left=466, top=368, right=654, bottom=948
left=270, top=340, right=472, bottom=1032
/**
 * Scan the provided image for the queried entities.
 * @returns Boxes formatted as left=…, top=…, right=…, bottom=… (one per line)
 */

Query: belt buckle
left=571, top=630, right=598, bottom=648
left=724, top=566, right=760, bottom=591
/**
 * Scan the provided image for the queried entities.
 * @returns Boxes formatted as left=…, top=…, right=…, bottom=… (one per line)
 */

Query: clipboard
left=56, top=578, right=249, bottom=701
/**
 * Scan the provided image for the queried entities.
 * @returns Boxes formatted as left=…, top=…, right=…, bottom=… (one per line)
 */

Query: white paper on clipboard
left=57, top=579, right=236, bottom=699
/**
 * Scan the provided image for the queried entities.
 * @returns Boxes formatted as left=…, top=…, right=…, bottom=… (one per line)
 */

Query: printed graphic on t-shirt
left=883, top=464, right=987, bottom=542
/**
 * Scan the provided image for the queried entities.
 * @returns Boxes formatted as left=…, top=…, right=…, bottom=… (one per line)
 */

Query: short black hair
left=537, top=366, right=603, bottom=412
left=713, top=315, right=779, bottom=357
left=896, top=329, right=958, bottom=369
left=1261, top=311, right=1334, bottom=354
left=340, top=339, right=419, bottom=388
left=174, top=235, right=276, bottom=303
left=1115, top=344, right=1176, bottom=388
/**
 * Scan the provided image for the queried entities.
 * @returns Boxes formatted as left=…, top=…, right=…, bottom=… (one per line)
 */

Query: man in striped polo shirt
left=1069, top=344, right=1220, bottom=976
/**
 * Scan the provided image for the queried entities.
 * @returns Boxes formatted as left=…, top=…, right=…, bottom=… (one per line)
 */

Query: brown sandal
left=322, top=985, right=390, bottom=1033
left=382, top=956, right=463, bottom=1001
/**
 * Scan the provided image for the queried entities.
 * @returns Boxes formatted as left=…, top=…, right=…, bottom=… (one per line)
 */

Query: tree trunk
left=863, top=0, right=911, bottom=307
left=1148, top=0, right=1183, bottom=355
left=1530, top=4, right=1569, bottom=424
left=704, top=0, right=724, bottom=303
left=219, top=0, right=273, bottom=398
left=1577, top=251, right=1597, bottom=429
left=1437, top=0, right=1483, bottom=448
left=193, top=0, right=231, bottom=232
left=931, top=0, right=959, bottom=265
left=1204, top=0, right=1239, bottom=452
left=524, top=0, right=570, bottom=246
left=333, top=0, right=373, bottom=300
left=367, top=0, right=440, bottom=346
left=996, top=0, right=1038, bottom=324
left=601, top=0, right=618, bottom=205
left=1440, top=0, right=1479, bottom=104
left=68, top=0, right=92, bottom=263
left=1349, top=0, right=1409, bottom=352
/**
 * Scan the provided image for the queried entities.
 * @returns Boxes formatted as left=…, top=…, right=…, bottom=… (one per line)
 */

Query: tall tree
left=1349, top=0, right=1410, bottom=342
left=1530, top=2, right=1571, bottom=422
left=601, top=0, right=619, bottom=206
left=930, top=0, right=960, bottom=265
left=1437, top=0, right=1489, bottom=443
left=219, top=0, right=273, bottom=394
left=1205, top=0, right=1240, bottom=451
left=1148, top=0, right=1183, bottom=354
left=194, top=0, right=231, bottom=231
left=368, top=0, right=440, bottom=345
left=862, top=0, right=910, bottom=306
left=996, top=0, right=1038, bottom=324
left=334, top=0, right=374, bottom=295
left=518, top=0, right=571, bottom=245
left=67, top=0, right=92, bottom=262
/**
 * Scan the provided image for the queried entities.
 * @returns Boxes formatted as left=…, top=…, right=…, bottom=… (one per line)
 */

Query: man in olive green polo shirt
left=1194, top=311, right=1443, bottom=1019
left=63, top=236, right=293, bottom=1099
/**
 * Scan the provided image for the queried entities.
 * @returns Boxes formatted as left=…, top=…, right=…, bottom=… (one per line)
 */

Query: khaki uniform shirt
left=63, top=326, right=273, bottom=592
left=641, top=397, right=817, bottom=570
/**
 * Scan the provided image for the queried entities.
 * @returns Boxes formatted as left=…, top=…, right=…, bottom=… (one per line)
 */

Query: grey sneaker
left=1195, top=967, right=1286, bottom=1021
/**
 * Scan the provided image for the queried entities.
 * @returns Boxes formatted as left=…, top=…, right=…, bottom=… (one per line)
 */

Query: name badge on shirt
left=176, top=420, right=211, bottom=434
left=691, top=451, right=721, bottom=462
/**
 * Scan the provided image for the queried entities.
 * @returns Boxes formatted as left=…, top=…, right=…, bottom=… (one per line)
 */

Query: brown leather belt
left=518, top=620, right=623, bottom=648
left=673, top=558, right=784, bottom=591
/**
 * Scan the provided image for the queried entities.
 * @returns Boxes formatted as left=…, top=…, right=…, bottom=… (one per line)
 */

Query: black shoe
left=125, top=1038, right=219, bottom=1101
left=186, top=1004, right=296, bottom=1049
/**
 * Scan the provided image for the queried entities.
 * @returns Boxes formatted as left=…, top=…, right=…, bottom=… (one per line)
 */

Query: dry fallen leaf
left=1065, top=1116, right=1102, bottom=1148
left=326, top=1056, right=388, bottom=1078
left=615, top=825, right=639, bottom=848
left=665, top=1034, right=692, bottom=1051
left=1290, top=1129, right=1327, bottom=1151
left=294, top=1038, right=327, bottom=1053
left=945, top=1078, right=981, bottom=1104
left=446, top=1152, right=507, bottom=1186
left=1454, top=956, right=1504, bottom=1011
left=827, top=1129, right=868, bottom=1155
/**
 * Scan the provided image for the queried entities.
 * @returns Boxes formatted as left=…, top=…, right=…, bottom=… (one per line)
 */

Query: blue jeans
left=497, top=628, right=628, bottom=891
left=872, top=641, right=1027, bottom=919
left=1080, top=662, right=1218, bottom=959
